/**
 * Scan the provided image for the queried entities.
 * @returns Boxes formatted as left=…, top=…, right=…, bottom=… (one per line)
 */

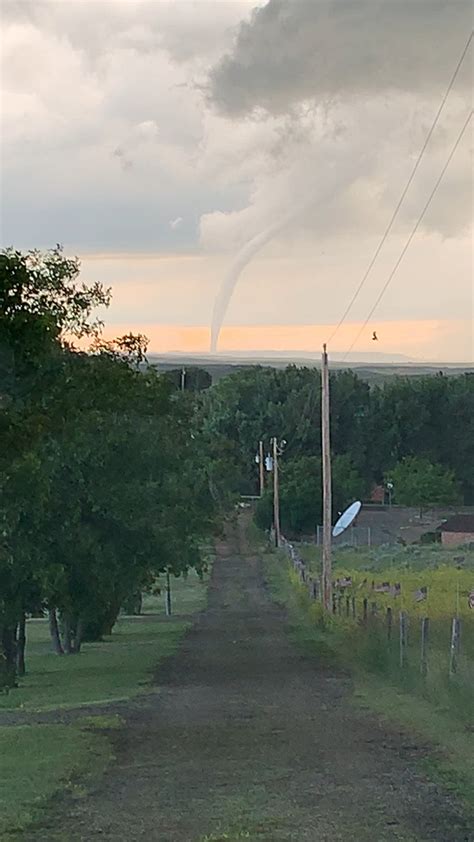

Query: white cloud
left=0, top=0, right=471, bottom=359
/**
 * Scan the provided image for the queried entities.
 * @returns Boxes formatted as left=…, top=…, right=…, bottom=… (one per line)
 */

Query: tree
left=332, top=454, right=367, bottom=519
left=0, top=246, right=110, bottom=365
left=0, top=247, right=218, bottom=683
left=164, top=366, right=212, bottom=392
left=254, top=454, right=365, bottom=538
left=387, top=456, right=461, bottom=517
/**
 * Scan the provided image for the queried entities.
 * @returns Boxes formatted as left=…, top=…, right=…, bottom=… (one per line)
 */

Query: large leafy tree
left=1, top=248, right=217, bottom=685
left=387, top=456, right=461, bottom=517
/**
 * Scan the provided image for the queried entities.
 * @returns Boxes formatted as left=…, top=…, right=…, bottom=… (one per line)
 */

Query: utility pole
left=272, top=436, right=281, bottom=548
left=321, top=344, right=332, bottom=611
left=180, top=367, right=186, bottom=392
left=258, top=440, right=265, bottom=497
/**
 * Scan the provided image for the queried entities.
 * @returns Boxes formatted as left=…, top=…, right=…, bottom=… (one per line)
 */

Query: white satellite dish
left=332, top=501, right=362, bottom=537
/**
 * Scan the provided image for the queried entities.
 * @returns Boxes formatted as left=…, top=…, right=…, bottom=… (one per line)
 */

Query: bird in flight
left=372, top=331, right=378, bottom=341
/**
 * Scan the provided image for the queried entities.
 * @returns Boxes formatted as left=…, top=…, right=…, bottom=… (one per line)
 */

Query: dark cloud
left=210, top=0, right=472, bottom=115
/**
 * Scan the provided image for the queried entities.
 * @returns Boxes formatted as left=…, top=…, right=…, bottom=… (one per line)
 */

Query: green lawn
left=1, top=570, right=209, bottom=712
left=0, top=569, right=211, bottom=837
left=0, top=720, right=114, bottom=840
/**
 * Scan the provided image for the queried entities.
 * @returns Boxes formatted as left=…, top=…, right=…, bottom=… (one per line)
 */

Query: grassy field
left=0, top=568, right=211, bottom=838
left=296, top=542, right=474, bottom=725
left=260, top=536, right=474, bottom=812
left=0, top=719, right=116, bottom=839
left=0, top=571, right=209, bottom=713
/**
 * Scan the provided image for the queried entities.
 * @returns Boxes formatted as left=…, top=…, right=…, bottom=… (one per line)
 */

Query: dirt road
left=32, top=520, right=471, bottom=841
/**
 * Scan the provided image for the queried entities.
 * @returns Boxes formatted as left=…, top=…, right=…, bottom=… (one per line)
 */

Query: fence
left=315, top=525, right=372, bottom=548
left=279, top=535, right=473, bottom=702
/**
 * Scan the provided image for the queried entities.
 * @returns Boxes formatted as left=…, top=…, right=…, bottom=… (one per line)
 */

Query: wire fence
left=315, top=525, right=373, bottom=547
left=279, top=536, right=474, bottom=717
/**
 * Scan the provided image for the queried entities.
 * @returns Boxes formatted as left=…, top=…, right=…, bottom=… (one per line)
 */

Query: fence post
left=420, top=616, right=429, bottom=677
left=368, top=526, right=371, bottom=548
left=386, top=606, right=393, bottom=641
left=332, top=594, right=337, bottom=614
left=399, top=611, right=407, bottom=668
left=337, top=595, right=342, bottom=615
left=345, top=597, right=350, bottom=617
left=363, top=598, right=368, bottom=623
left=449, top=617, right=461, bottom=677
left=351, top=597, right=356, bottom=619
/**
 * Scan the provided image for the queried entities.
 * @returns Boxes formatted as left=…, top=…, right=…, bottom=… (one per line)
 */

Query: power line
left=342, top=109, right=473, bottom=362
left=327, top=29, right=473, bottom=346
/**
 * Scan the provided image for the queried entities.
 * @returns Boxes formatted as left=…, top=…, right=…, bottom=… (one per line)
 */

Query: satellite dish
left=332, top=501, right=362, bottom=537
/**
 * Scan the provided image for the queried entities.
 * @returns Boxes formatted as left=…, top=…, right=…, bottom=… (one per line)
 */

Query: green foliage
left=0, top=245, right=110, bottom=364
left=255, top=454, right=365, bottom=537
left=203, top=366, right=474, bottom=506
left=164, top=366, right=212, bottom=392
left=387, top=456, right=461, bottom=514
left=280, top=456, right=322, bottom=535
left=0, top=247, right=219, bottom=682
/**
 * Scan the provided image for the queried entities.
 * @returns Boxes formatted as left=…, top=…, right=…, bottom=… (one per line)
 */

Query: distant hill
left=147, top=352, right=473, bottom=385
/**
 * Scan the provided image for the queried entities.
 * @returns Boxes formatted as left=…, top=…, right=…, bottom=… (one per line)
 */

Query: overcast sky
left=1, top=0, right=473, bottom=360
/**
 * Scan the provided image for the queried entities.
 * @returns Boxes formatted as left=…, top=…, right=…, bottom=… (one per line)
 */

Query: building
left=437, top=514, right=474, bottom=547
left=369, top=485, right=385, bottom=504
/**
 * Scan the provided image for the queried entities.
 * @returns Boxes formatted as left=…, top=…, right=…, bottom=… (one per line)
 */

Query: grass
left=0, top=568, right=211, bottom=838
left=0, top=569, right=210, bottom=712
left=261, top=541, right=474, bottom=814
left=297, top=542, right=474, bottom=723
left=0, top=721, right=113, bottom=839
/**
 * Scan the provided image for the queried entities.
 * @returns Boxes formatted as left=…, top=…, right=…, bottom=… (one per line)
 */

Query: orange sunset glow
left=95, top=319, right=470, bottom=360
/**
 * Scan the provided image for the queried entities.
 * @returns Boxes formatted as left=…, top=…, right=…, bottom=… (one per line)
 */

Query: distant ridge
left=146, top=352, right=472, bottom=385
left=147, top=350, right=472, bottom=367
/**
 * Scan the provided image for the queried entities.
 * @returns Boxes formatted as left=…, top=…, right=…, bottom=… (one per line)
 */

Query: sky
left=1, top=0, right=473, bottom=362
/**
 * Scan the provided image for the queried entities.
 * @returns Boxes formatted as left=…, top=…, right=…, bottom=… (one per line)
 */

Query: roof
left=438, top=514, right=474, bottom=533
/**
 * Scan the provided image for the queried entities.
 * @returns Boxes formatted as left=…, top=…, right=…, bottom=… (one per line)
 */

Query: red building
left=438, top=515, right=474, bottom=547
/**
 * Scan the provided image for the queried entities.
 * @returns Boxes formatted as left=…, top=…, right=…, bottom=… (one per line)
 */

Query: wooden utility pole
left=180, top=367, right=186, bottom=392
left=272, top=436, right=281, bottom=548
left=321, top=344, right=332, bottom=611
left=258, top=439, right=265, bottom=497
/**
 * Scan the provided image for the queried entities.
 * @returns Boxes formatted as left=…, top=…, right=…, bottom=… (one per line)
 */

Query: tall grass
left=296, top=543, right=474, bottom=727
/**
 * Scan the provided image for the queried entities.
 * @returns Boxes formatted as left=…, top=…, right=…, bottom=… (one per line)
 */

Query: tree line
left=0, top=248, right=223, bottom=688
left=200, top=364, right=473, bottom=535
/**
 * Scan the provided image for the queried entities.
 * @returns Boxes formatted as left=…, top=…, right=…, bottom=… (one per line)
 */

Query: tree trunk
left=16, top=613, right=26, bottom=677
left=48, top=609, right=64, bottom=655
left=1, top=625, right=18, bottom=686
left=62, top=617, right=73, bottom=654
left=73, top=619, right=84, bottom=654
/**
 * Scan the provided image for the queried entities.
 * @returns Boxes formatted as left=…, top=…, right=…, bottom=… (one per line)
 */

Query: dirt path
left=30, top=520, right=471, bottom=842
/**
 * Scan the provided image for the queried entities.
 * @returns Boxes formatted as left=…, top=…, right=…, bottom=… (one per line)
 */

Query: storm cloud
left=211, top=0, right=472, bottom=115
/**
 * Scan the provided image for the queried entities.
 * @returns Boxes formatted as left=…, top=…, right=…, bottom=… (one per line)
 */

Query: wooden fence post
left=345, top=597, right=350, bottom=617
left=449, top=617, right=461, bottom=677
left=386, top=606, right=393, bottom=641
left=363, top=598, right=368, bottom=623
left=420, top=616, right=429, bottom=677
left=399, top=611, right=407, bottom=668
left=351, top=597, right=356, bottom=619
